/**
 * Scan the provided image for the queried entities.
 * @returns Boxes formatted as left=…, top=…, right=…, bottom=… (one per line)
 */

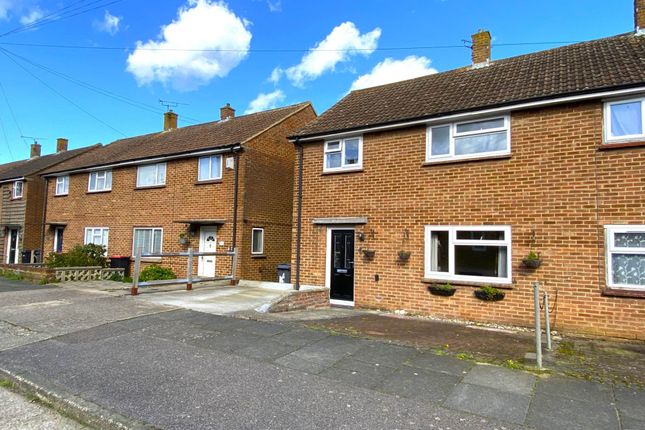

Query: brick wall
left=293, top=100, right=645, bottom=340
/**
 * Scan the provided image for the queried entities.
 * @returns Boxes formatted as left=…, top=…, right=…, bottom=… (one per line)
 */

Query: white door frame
left=5, top=228, right=19, bottom=264
left=198, top=226, right=217, bottom=277
left=325, top=226, right=355, bottom=307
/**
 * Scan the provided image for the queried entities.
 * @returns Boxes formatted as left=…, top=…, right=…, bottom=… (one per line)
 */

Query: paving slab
left=406, top=351, right=474, bottom=376
left=534, top=375, right=613, bottom=404
left=271, top=327, right=330, bottom=347
left=614, top=386, right=645, bottom=421
left=621, top=415, right=645, bottom=430
left=235, top=321, right=290, bottom=337
left=0, top=387, right=85, bottom=429
left=462, top=364, right=536, bottom=395
left=322, top=358, right=397, bottom=389
left=380, top=366, right=460, bottom=403
left=526, top=392, right=620, bottom=430
left=234, top=337, right=300, bottom=361
left=350, top=342, right=418, bottom=368
left=445, top=383, right=531, bottom=424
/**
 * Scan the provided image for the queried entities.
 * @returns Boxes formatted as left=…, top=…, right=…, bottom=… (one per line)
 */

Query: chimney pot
left=164, top=111, right=178, bottom=131
left=30, top=143, right=41, bottom=158
left=56, top=138, right=68, bottom=153
left=471, top=29, right=492, bottom=65
left=636, top=0, right=645, bottom=33
left=220, top=103, right=235, bottom=120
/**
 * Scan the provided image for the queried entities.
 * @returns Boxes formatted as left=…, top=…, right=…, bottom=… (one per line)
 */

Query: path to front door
left=328, top=229, right=355, bottom=304
left=198, top=226, right=217, bottom=278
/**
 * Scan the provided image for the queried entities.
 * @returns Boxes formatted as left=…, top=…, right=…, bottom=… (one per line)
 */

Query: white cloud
left=266, top=0, right=281, bottom=12
left=94, top=10, right=121, bottom=35
left=245, top=90, right=285, bottom=114
left=349, top=56, right=438, bottom=91
left=284, top=21, right=381, bottom=87
left=268, top=66, right=282, bottom=84
left=0, top=0, right=17, bottom=20
left=19, top=6, right=44, bottom=25
left=126, top=0, right=252, bottom=91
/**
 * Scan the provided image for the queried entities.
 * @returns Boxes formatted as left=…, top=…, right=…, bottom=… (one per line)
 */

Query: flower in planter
left=522, top=250, right=542, bottom=269
left=428, top=283, right=456, bottom=297
left=474, top=285, right=505, bottom=301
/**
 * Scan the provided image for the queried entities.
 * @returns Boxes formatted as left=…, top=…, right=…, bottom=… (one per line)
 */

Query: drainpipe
left=294, top=139, right=303, bottom=291
left=231, top=148, right=240, bottom=250
left=39, top=177, right=49, bottom=263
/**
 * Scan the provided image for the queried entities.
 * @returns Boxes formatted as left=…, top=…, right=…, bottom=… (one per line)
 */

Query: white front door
left=6, top=229, right=19, bottom=264
left=198, top=226, right=217, bottom=277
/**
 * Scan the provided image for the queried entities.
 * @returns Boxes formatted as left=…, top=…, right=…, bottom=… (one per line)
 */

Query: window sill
left=602, top=287, right=645, bottom=299
left=9, top=197, right=23, bottom=201
left=87, top=190, right=111, bottom=194
left=135, top=185, right=166, bottom=190
left=321, top=168, right=364, bottom=176
left=251, top=254, right=266, bottom=259
left=421, top=277, right=514, bottom=290
left=597, top=141, right=645, bottom=151
left=195, top=179, right=223, bottom=185
left=423, top=154, right=511, bottom=167
left=53, top=193, right=68, bottom=197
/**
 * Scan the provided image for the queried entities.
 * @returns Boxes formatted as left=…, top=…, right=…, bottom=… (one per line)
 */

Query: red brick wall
left=293, top=101, right=645, bottom=340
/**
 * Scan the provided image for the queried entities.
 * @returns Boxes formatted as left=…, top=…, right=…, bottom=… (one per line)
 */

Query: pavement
left=1, top=277, right=644, bottom=430
left=0, top=386, right=86, bottom=429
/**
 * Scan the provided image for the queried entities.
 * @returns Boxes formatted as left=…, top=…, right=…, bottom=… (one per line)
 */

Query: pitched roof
left=43, top=102, right=312, bottom=175
left=0, top=145, right=100, bottom=182
left=294, top=33, right=645, bottom=139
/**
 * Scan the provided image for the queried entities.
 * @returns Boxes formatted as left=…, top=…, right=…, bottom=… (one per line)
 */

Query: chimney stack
left=56, top=138, right=68, bottom=153
left=471, top=29, right=491, bottom=65
left=164, top=110, right=178, bottom=131
left=636, top=0, right=645, bottom=33
left=220, top=103, right=235, bottom=120
left=30, top=142, right=41, bottom=158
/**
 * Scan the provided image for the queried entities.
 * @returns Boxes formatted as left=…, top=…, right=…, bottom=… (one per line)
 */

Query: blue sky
left=0, top=0, right=636, bottom=163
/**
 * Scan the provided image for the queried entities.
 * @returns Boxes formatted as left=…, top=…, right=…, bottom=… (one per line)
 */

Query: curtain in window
left=612, top=254, right=645, bottom=286
left=611, top=102, right=643, bottom=136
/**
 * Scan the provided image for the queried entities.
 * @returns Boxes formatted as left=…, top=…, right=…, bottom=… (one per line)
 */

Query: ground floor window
left=84, top=227, right=109, bottom=252
left=424, top=226, right=512, bottom=283
left=606, top=225, right=645, bottom=290
left=133, top=228, right=163, bottom=256
left=251, top=228, right=264, bottom=254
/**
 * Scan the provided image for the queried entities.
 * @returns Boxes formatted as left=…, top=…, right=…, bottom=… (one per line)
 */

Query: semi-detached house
left=42, top=102, right=316, bottom=282
left=289, top=3, right=645, bottom=339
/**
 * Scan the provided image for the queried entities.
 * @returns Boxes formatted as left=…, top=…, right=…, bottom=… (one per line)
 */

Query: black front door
left=330, top=229, right=354, bottom=301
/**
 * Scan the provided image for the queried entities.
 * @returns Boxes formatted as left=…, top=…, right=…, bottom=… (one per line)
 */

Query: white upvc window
left=12, top=180, right=23, bottom=199
left=426, top=116, right=511, bottom=162
left=251, top=228, right=264, bottom=255
left=136, top=163, right=166, bottom=188
left=88, top=170, right=112, bottom=192
left=55, top=176, right=69, bottom=196
left=424, top=225, right=512, bottom=284
left=605, top=225, right=645, bottom=290
left=604, top=97, right=645, bottom=142
left=132, top=228, right=163, bottom=256
left=84, top=227, right=109, bottom=252
left=323, top=136, right=363, bottom=172
left=198, top=155, right=222, bottom=181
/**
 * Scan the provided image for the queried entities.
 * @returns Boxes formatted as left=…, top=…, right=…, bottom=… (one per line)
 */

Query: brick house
left=289, top=4, right=645, bottom=339
left=41, top=102, right=316, bottom=282
left=0, top=140, right=98, bottom=265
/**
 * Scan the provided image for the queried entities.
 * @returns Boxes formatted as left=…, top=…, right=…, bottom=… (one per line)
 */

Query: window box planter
left=361, top=249, right=376, bottom=260
left=398, top=251, right=411, bottom=262
left=428, top=284, right=456, bottom=297
left=474, top=286, right=505, bottom=301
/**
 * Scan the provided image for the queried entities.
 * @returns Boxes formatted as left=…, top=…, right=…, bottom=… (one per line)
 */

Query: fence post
left=231, top=247, right=238, bottom=283
left=186, top=247, right=193, bottom=291
left=544, top=291, right=552, bottom=351
left=131, top=248, right=141, bottom=296
left=533, top=281, right=542, bottom=369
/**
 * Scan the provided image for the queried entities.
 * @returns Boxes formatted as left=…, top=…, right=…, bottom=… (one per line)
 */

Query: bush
left=138, top=265, right=176, bottom=282
left=45, top=244, right=107, bottom=268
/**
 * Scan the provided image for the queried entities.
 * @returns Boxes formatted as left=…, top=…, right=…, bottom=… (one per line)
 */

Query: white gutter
left=43, top=144, right=242, bottom=177
left=0, top=176, right=25, bottom=184
left=292, top=86, right=645, bottom=142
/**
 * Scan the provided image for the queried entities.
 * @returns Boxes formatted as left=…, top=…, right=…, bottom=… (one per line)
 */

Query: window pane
left=102, top=229, right=109, bottom=248
left=614, top=232, right=645, bottom=248
left=153, top=230, right=162, bottom=253
left=456, top=230, right=505, bottom=241
left=431, top=126, right=450, bottom=156
left=326, top=152, right=342, bottom=169
left=456, top=118, right=505, bottom=133
left=198, top=157, right=210, bottom=180
left=455, top=131, right=507, bottom=155
left=344, top=139, right=360, bottom=165
left=430, top=231, right=449, bottom=272
left=89, top=173, right=96, bottom=190
left=105, top=171, right=112, bottom=189
left=326, top=141, right=340, bottom=151
left=210, top=156, right=221, bottom=179
left=612, top=253, right=645, bottom=286
left=610, top=102, right=643, bottom=137
left=85, top=229, right=92, bottom=244
left=252, top=230, right=263, bottom=253
left=455, top=245, right=507, bottom=278
left=157, top=164, right=166, bottom=184
left=138, top=165, right=158, bottom=186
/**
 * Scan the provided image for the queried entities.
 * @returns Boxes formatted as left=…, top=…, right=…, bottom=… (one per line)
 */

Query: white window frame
left=55, top=176, right=69, bottom=196
left=136, top=163, right=166, bottom=188
left=605, top=225, right=645, bottom=290
left=424, top=225, right=512, bottom=284
left=87, top=170, right=112, bottom=193
left=426, top=115, right=511, bottom=163
left=198, top=155, right=223, bottom=181
left=132, top=227, right=164, bottom=256
left=11, top=180, right=23, bottom=199
left=323, top=136, right=363, bottom=172
left=604, top=97, right=645, bottom=143
left=83, top=227, right=109, bottom=253
left=251, top=227, right=264, bottom=255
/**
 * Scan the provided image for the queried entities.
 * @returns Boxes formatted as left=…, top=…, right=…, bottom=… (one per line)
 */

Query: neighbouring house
left=289, top=3, right=645, bottom=339
left=0, top=140, right=99, bottom=265
left=41, top=102, right=316, bottom=282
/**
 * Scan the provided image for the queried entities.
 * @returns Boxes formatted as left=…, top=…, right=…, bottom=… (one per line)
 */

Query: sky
left=0, top=0, right=637, bottom=163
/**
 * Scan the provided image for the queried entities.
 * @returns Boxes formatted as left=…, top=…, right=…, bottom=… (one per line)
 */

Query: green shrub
left=0, top=269, right=22, bottom=281
left=45, top=244, right=107, bottom=268
left=474, top=285, right=505, bottom=301
left=138, top=265, right=176, bottom=282
left=524, top=251, right=540, bottom=261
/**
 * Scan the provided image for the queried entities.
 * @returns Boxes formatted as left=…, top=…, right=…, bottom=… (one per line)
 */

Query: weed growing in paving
left=0, top=270, right=22, bottom=281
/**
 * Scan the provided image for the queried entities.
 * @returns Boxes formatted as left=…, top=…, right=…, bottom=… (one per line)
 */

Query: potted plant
left=361, top=248, right=376, bottom=260
left=428, top=283, right=456, bottom=297
left=398, top=250, right=411, bottom=262
left=474, top=285, right=505, bottom=301
left=178, top=233, right=189, bottom=245
left=522, top=251, right=542, bottom=269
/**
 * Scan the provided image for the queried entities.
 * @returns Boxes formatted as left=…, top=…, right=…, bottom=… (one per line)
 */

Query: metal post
left=131, top=248, right=142, bottom=296
left=231, top=247, right=238, bottom=282
left=186, top=247, right=193, bottom=291
left=533, top=282, right=542, bottom=369
left=544, top=291, right=552, bottom=351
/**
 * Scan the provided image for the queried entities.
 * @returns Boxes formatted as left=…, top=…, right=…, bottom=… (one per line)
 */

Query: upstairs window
left=198, top=155, right=222, bottom=181
left=606, top=225, right=645, bottom=290
left=12, top=180, right=23, bottom=199
left=427, top=116, right=510, bottom=162
left=324, top=137, right=362, bottom=172
left=137, top=163, right=166, bottom=188
left=605, top=98, right=645, bottom=142
left=55, top=176, right=69, bottom=196
left=88, top=170, right=112, bottom=192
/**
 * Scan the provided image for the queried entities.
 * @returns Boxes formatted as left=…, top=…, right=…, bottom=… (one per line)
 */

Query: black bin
left=110, top=255, right=131, bottom=277
left=277, top=263, right=291, bottom=284
left=21, top=250, right=32, bottom=264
